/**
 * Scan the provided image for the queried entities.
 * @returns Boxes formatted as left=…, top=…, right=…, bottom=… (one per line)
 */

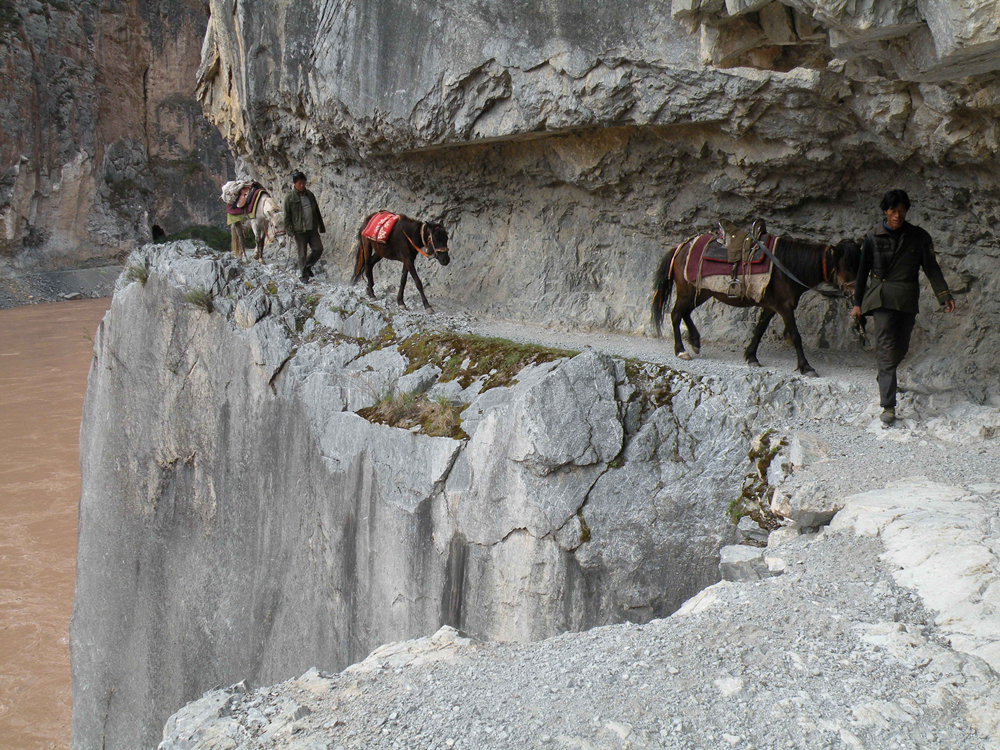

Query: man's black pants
left=870, top=308, right=916, bottom=409
left=294, top=229, right=324, bottom=277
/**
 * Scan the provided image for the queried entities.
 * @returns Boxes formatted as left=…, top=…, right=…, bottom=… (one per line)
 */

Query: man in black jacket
left=850, top=189, right=956, bottom=425
left=282, top=171, right=326, bottom=282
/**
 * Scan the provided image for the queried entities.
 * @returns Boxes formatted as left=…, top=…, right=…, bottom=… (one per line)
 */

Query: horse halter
left=403, top=223, right=442, bottom=258
left=421, top=223, right=440, bottom=255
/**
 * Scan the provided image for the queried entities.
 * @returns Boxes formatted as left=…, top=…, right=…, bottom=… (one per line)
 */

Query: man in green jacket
left=850, top=189, right=956, bottom=425
left=282, top=171, right=326, bottom=282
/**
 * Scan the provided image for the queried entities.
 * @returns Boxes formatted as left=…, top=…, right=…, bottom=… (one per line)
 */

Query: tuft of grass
left=357, top=392, right=469, bottom=440
left=155, top=225, right=231, bottom=254
left=124, top=264, right=149, bottom=285
left=183, top=287, right=214, bottom=313
left=295, top=293, right=322, bottom=332
left=728, top=429, right=784, bottom=530
left=399, top=332, right=577, bottom=391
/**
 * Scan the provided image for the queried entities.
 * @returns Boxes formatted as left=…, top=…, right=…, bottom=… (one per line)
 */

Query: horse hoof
left=677, top=351, right=692, bottom=361
left=690, top=345, right=701, bottom=355
left=746, top=359, right=761, bottom=368
left=802, top=370, right=819, bottom=378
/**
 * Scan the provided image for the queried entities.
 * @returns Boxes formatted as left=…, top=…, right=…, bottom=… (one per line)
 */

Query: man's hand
left=944, top=299, right=956, bottom=313
left=850, top=305, right=862, bottom=319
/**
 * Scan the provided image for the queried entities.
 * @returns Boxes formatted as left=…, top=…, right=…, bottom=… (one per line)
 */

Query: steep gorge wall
left=197, top=0, right=1000, bottom=398
left=71, top=242, right=857, bottom=749
left=0, top=0, right=233, bottom=269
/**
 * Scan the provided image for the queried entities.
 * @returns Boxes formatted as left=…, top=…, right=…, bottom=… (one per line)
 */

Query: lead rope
left=751, top=236, right=846, bottom=299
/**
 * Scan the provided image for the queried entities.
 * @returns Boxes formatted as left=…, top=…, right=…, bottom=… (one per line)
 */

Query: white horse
left=221, top=181, right=286, bottom=262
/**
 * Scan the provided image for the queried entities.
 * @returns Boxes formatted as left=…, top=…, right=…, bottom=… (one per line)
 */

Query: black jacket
left=854, top=221, right=953, bottom=314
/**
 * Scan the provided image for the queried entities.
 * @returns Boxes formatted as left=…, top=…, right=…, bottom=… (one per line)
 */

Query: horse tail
left=351, top=212, right=380, bottom=285
left=351, top=239, right=366, bottom=285
left=651, top=243, right=681, bottom=337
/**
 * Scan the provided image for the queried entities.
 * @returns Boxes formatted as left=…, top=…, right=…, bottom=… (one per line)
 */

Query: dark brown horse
left=351, top=212, right=450, bottom=311
left=651, top=232, right=860, bottom=376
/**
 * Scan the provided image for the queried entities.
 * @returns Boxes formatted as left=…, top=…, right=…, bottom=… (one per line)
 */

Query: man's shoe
left=879, top=407, right=896, bottom=425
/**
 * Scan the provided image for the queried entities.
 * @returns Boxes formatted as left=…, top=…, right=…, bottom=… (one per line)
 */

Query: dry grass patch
left=358, top=392, right=468, bottom=440
left=399, top=332, right=577, bottom=391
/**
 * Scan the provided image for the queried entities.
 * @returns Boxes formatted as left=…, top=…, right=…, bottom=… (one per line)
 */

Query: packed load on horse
left=220, top=179, right=285, bottom=262
left=651, top=219, right=861, bottom=376
left=352, top=211, right=450, bottom=311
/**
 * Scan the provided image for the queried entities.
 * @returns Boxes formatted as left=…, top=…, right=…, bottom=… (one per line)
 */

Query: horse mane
left=773, top=236, right=827, bottom=287
left=837, top=237, right=863, bottom=275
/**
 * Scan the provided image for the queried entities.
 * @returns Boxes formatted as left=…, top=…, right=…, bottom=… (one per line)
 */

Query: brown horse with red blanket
left=352, top=211, right=450, bottom=311
left=651, top=228, right=860, bottom=376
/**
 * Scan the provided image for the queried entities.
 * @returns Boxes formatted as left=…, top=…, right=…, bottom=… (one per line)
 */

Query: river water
left=0, top=298, right=111, bottom=750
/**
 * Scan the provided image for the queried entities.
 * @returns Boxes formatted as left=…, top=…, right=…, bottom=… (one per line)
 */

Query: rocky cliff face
left=0, top=0, right=232, bottom=270
left=70, top=242, right=870, bottom=749
left=197, top=0, right=1000, bottom=398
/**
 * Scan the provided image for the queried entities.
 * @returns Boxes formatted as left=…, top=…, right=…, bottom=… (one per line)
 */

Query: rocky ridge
left=73, top=241, right=1000, bottom=749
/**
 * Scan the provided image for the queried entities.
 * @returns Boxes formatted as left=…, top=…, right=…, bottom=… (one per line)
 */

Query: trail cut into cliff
left=72, top=243, right=1000, bottom=749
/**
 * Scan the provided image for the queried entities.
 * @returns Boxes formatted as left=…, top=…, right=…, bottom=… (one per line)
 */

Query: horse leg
left=670, top=301, right=690, bottom=360
left=775, top=305, right=816, bottom=376
left=365, top=254, right=378, bottom=299
left=745, top=309, right=776, bottom=367
left=682, top=312, right=701, bottom=355
left=253, top=221, right=265, bottom=262
left=231, top=225, right=244, bottom=260
left=404, top=258, right=433, bottom=311
left=397, top=264, right=408, bottom=308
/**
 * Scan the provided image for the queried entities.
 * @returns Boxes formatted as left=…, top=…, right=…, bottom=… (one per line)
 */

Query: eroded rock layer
left=197, top=0, right=1000, bottom=397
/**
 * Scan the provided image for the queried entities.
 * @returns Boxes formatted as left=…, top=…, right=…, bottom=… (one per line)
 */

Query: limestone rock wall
left=71, top=242, right=854, bottom=749
left=0, top=0, right=233, bottom=269
left=197, top=0, right=1000, bottom=398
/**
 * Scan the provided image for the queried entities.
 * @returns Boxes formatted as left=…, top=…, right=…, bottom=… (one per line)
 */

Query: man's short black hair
left=292, top=171, right=307, bottom=184
left=880, top=189, right=911, bottom=212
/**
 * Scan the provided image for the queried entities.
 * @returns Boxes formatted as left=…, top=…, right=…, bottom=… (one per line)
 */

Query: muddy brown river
left=0, top=298, right=111, bottom=750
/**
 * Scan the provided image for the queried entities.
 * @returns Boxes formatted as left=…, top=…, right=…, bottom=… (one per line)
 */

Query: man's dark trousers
left=870, top=308, right=916, bottom=409
left=294, top=229, right=323, bottom=277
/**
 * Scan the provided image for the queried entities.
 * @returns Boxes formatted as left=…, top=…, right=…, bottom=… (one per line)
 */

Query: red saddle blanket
left=685, top=233, right=776, bottom=280
left=361, top=212, right=399, bottom=244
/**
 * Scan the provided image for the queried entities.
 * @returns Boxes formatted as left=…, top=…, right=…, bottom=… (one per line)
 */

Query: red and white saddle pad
left=361, top=212, right=399, bottom=244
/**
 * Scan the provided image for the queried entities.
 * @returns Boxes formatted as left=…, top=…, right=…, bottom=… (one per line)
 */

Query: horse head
left=830, top=238, right=863, bottom=296
left=424, top=222, right=450, bottom=266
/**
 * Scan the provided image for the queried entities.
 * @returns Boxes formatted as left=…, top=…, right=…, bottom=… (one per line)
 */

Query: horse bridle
left=402, top=222, right=440, bottom=258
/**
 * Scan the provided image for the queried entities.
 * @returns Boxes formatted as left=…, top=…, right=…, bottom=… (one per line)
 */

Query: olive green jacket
left=854, top=222, right=953, bottom=315
left=282, top=189, right=326, bottom=235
